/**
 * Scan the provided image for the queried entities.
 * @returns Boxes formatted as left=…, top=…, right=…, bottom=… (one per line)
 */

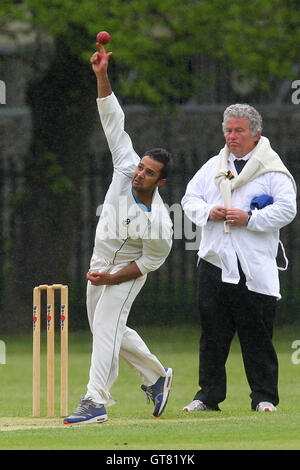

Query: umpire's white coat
left=181, top=151, right=296, bottom=299
left=85, top=93, right=173, bottom=406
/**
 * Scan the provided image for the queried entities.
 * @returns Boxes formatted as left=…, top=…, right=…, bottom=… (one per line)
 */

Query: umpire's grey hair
left=222, top=103, right=263, bottom=137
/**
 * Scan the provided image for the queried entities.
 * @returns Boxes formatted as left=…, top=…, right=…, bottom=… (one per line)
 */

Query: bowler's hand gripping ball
left=97, top=31, right=111, bottom=45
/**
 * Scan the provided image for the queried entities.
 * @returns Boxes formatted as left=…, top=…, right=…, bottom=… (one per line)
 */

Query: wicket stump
left=33, top=284, right=68, bottom=417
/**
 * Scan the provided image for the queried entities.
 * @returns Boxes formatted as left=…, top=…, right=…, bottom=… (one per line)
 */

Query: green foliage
left=1, top=0, right=300, bottom=105
left=30, top=151, right=75, bottom=196
left=42, top=152, right=75, bottom=195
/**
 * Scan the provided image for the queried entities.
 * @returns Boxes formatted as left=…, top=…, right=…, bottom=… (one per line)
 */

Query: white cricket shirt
left=90, top=93, right=173, bottom=275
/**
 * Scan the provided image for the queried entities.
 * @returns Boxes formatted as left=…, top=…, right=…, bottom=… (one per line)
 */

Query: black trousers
left=194, top=259, right=279, bottom=410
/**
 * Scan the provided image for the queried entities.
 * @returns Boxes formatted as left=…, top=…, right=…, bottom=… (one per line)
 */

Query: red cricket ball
left=97, top=31, right=111, bottom=45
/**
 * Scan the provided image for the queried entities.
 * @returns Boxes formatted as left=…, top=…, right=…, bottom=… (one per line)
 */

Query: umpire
left=181, top=103, right=297, bottom=412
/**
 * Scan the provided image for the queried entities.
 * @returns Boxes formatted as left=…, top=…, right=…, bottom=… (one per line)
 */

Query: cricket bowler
left=64, top=43, right=173, bottom=424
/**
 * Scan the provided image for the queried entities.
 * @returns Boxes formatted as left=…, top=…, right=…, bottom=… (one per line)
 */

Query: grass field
left=0, top=324, right=300, bottom=451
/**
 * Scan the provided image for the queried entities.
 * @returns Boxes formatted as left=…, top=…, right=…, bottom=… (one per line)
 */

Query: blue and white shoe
left=63, top=397, right=108, bottom=425
left=141, top=367, right=173, bottom=417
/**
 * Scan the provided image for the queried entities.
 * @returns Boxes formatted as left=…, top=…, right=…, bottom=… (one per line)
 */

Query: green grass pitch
left=0, top=325, right=300, bottom=450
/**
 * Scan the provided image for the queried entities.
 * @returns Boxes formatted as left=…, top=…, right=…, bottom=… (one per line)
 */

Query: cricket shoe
left=256, top=401, right=277, bottom=412
left=141, top=367, right=173, bottom=417
left=183, top=400, right=211, bottom=412
left=63, top=397, right=108, bottom=424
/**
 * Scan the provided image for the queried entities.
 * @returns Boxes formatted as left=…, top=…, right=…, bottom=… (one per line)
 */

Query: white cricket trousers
left=85, top=270, right=166, bottom=406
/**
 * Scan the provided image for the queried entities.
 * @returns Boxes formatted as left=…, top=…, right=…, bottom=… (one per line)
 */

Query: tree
left=1, top=0, right=300, bottom=105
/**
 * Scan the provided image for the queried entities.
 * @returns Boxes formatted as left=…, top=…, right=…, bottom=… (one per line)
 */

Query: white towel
left=214, top=136, right=297, bottom=233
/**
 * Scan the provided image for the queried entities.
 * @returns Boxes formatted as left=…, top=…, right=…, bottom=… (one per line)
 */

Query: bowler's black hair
left=142, top=148, right=173, bottom=180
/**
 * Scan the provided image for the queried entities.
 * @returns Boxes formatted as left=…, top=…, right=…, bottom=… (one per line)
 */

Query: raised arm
left=90, top=45, right=140, bottom=173
left=90, top=43, right=112, bottom=98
